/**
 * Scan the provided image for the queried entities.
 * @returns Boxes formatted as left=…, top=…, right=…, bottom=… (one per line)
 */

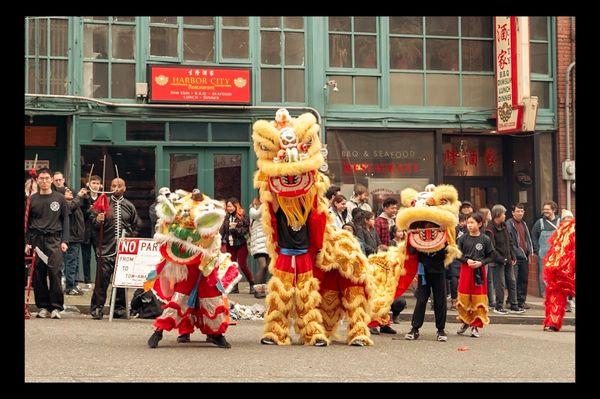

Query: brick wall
left=554, top=16, right=576, bottom=215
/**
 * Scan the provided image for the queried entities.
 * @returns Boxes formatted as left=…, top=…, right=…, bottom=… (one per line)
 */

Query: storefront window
left=327, top=130, right=435, bottom=211
left=512, top=135, right=535, bottom=227
left=126, top=121, right=165, bottom=141
left=442, top=136, right=503, bottom=177
left=80, top=146, right=156, bottom=238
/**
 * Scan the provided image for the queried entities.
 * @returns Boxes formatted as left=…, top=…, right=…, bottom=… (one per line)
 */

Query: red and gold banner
left=148, top=65, right=251, bottom=104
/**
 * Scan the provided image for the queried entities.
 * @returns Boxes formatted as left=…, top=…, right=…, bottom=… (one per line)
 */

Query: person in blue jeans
left=531, top=201, right=561, bottom=297
left=64, top=187, right=86, bottom=295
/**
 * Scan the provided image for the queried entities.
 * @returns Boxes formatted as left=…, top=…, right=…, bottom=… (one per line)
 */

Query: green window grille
left=327, top=16, right=380, bottom=106
left=529, top=16, right=553, bottom=109
left=25, top=16, right=70, bottom=95
left=82, top=16, right=137, bottom=99
left=259, top=16, right=306, bottom=103
left=388, top=16, right=495, bottom=107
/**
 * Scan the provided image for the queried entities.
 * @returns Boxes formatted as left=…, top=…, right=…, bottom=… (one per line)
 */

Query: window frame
left=529, top=16, right=553, bottom=110
left=388, top=16, right=495, bottom=108
left=81, top=16, right=137, bottom=99
left=258, top=16, right=307, bottom=104
left=326, top=16, right=381, bottom=107
left=25, top=16, right=71, bottom=95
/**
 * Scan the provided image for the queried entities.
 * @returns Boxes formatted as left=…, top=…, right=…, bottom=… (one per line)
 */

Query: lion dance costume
left=144, top=189, right=241, bottom=348
left=253, top=109, right=375, bottom=347
left=543, top=217, right=575, bottom=332
left=368, top=185, right=462, bottom=330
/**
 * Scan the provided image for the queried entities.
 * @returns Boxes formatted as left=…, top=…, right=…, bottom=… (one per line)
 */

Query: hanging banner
left=495, top=16, right=524, bottom=133
left=148, top=65, right=252, bottom=105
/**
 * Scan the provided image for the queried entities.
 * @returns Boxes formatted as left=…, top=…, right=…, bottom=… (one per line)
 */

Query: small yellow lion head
left=395, top=184, right=460, bottom=254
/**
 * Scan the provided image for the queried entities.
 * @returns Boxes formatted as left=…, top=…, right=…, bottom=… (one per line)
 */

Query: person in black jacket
left=24, top=168, right=70, bottom=320
left=485, top=205, right=524, bottom=315
left=220, top=198, right=254, bottom=294
left=63, top=187, right=86, bottom=295
left=90, top=178, right=140, bottom=320
left=80, top=175, right=102, bottom=285
left=355, top=211, right=382, bottom=256
left=506, top=203, right=534, bottom=309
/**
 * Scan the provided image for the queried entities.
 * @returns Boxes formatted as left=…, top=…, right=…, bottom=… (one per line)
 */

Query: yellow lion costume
left=368, top=184, right=462, bottom=327
left=253, top=109, right=375, bottom=347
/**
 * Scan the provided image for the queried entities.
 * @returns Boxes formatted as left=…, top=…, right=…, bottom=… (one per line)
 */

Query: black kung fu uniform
left=26, top=191, right=70, bottom=312
left=90, top=195, right=140, bottom=314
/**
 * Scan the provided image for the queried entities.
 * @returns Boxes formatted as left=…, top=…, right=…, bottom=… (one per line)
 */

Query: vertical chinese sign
left=495, top=16, right=523, bottom=133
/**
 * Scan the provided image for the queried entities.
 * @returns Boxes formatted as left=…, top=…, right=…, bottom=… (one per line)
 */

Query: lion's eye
left=260, top=144, right=269, bottom=151
left=440, top=198, right=448, bottom=205
left=410, top=199, right=416, bottom=207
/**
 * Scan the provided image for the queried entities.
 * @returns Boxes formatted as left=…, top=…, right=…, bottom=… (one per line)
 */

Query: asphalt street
left=25, top=312, right=575, bottom=382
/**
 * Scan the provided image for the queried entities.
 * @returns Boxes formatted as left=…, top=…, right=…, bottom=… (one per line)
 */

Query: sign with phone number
left=112, top=238, right=162, bottom=288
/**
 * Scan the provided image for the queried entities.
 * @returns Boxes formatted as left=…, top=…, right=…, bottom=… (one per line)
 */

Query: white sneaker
left=36, top=308, right=50, bottom=318
left=50, top=309, right=61, bottom=319
left=470, top=327, right=480, bottom=338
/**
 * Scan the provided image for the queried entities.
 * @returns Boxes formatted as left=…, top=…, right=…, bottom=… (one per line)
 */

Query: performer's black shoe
left=544, top=326, right=558, bottom=332
left=148, top=330, right=163, bottom=348
left=314, top=339, right=328, bottom=347
left=369, top=327, right=380, bottom=335
left=177, top=333, right=191, bottom=343
left=90, top=308, right=103, bottom=320
left=260, top=337, right=277, bottom=345
left=379, top=325, right=398, bottom=334
left=350, top=339, right=367, bottom=347
left=207, top=334, right=231, bottom=348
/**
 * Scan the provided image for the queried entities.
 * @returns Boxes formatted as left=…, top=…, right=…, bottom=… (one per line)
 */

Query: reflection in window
left=222, top=29, right=249, bottom=59
left=390, top=37, right=423, bottom=70
left=390, top=73, right=423, bottom=106
left=213, top=154, right=241, bottom=201
left=126, top=121, right=165, bottom=141
left=328, top=16, right=377, bottom=69
left=442, top=136, right=503, bottom=176
left=170, top=154, right=198, bottom=193
left=426, top=74, right=459, bottom=106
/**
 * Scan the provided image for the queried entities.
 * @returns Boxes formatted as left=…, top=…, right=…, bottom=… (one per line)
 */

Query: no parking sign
left=112, top=238, right=162, bottom=288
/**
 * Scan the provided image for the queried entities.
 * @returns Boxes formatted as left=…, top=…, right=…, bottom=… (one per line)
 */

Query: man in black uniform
left=90, top=178, right=140, bottom=320
left=25, top=168, right=70, bottom=319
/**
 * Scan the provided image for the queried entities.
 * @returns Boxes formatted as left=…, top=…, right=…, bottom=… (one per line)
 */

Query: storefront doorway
left=444, top=177, right=506, bottom=211
left=163, top=147, right=250, bottom=205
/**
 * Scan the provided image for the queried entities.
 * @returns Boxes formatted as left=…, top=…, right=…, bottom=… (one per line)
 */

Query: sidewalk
left=25, top=282, right=575, bottom=326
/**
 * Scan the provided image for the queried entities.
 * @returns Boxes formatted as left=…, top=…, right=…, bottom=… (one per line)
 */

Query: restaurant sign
left=494, top=16, right=526, bottom=133
left=148, top=65, right=252, bottom=105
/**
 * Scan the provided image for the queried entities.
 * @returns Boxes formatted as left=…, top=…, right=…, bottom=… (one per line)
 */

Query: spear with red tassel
left=89, top=155, right=118, bottom=306
left=24, top=155, right=38, bottom=319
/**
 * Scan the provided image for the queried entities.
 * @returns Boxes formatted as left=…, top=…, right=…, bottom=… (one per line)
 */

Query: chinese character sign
left=495, top=16, right=522, bottom=133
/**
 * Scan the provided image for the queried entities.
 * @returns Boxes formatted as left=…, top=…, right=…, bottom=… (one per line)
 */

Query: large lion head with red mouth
left=252, top=110, right=327, bottom=231
left=396, top=184, right=462, bottom=265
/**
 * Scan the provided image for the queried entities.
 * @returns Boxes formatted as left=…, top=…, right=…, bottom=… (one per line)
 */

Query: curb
left=27, top=305, right=575, bottom=326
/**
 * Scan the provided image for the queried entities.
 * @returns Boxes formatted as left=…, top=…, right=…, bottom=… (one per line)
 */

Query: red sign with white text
left=494, top=16, right=523, bottom=133
left=148, top=65, right=252, bottom=104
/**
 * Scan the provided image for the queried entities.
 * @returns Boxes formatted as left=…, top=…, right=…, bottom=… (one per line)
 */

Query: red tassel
left=92, top=193, right=111, bottom=217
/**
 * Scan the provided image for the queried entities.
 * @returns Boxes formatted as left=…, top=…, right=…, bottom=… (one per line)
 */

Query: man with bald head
left=90, top=177, right=140, bottom=320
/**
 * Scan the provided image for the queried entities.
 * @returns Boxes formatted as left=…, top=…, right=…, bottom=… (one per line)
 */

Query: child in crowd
left=455, top=212, right=497, bottom=338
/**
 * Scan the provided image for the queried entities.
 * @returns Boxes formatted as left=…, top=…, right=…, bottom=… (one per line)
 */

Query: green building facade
left=25, top=16, right=557, bottom=245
